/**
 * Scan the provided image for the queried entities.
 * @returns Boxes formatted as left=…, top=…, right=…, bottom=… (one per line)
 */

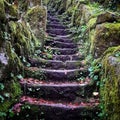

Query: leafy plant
left=88, top=60, right=102, bottom=86
left=0, top=83, right=4, bottom=91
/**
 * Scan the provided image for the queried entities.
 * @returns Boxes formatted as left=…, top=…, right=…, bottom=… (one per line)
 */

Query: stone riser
left=21, top=82, right=94, bottom=101
left=47, top=29, right=68, bottom=35
left=50, top=48, right=78, bottom=55
left=47, top=24, right=66, bottom=29
left=28, top=58, right=83, bottom=69
left=25, top=68, right=89, bottom=81
left=11, top=102, right=99, bottom=120
left=52, top=54, right=84, bottom=61
left=46, top=41, right=77, bottom=48
left=42, top=69, right=89, bottom=81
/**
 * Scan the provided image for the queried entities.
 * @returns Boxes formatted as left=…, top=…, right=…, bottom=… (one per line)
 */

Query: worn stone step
left=42, top=68, right=88, bottom=80
left=56, top=34, right=71, bottom=39
left=11, top=96, right=99, bottom=120
left=46, top=40, right=77, bottom=48
left=47, top=28, right=68, bottom=35
left=48, top=20, right=61, bottom=25
left=39, top=53, right=84, bottom=62
left=20, top=78, right=95, bottom=101
left=25, top=67, right=89, bottom=81
left=52, top=54, right=84, bottom=61
left=28, top=57, right=85, bottom=69
left=47, top=16, right=59, bottom=22
left=47, top=23, right=66, bottom=29
left=45, top=38, right=74, bottom=44
left=48, top=33, right=57, bottom=37
left=48, top=47, right=78, bottom=55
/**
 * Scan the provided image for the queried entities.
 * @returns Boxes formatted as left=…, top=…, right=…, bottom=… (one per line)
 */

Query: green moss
left=6, top=41, right=23, bottom=73
left=100, top=46, right=120, bottom=120
left=25, top=5, right=47, bottom=48
left=4, top=0, right=18, bottom=18
left=91, top=22, right=120, bottom=57
left=89, top=29, right=95, bottom=54
left=0, top=79, right=22, bottom=113
left=0, top=0, right=5, bottom=21
left=87, top=17, right=97, bottom=29
left=105, top=23, right=120, bottom=30
left=9, top=21, right=39, bottom=56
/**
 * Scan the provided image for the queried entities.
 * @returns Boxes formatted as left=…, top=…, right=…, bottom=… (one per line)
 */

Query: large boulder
left=96, top=11, right=120, bottom=24
left=92, top=23, right=120, bottom=58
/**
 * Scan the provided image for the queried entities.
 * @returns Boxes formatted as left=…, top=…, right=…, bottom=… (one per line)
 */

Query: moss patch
left=0, top=0, right=5, bottom=21
left=0, top=79, right=22, bottom=118
left=100, top=46, right=120, bottom=120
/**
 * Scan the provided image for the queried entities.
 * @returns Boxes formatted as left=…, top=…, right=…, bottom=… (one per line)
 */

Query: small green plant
left=88, top=60, right=102, bottom=86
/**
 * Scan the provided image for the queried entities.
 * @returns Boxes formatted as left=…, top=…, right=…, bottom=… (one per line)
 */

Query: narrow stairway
left=11, top=11, right=99, bottom=120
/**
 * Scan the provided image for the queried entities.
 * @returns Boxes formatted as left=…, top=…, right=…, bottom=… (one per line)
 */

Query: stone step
left=48, top=20, right=61, bottom=24
left=45, top=38, right=73, bottom=44
left=47, top=24, right=66, bottom=29
left=47, top=16, right=59, bottom=22
left=45, top=41, right=77, bottom=48
left=52, top=54, right=84, bottom=61
left=47, top=28, right=68, bottom=35
left=39, top=53, right=84, bottom=62
left=20, top=78, right=95, bottom=101
left=28, top=57, right=85, bottom=69
left=56, top=34, right=71, bottom=39
left=12, top=96, right=99, bottom=120
left=47, top=47, right=78, bottom=55
left=25, top=67, right=89, bottom=81
left=48, top=33, right=57, bottom=37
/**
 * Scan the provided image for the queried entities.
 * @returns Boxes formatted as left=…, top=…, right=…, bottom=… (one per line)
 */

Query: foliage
left=88, top=60, right=102, bottom=86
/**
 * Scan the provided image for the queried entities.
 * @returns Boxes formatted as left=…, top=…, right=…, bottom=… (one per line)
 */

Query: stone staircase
left=10, top=11, right=99, bottom=120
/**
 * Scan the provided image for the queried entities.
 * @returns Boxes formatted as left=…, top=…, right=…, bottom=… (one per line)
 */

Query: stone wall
left=0, top=0, right=46, bottom=118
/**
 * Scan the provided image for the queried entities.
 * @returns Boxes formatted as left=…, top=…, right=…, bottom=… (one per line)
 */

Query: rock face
left=0, top=0, right=46, bottom=118
left=93, top=23, right=120, bottom=58
left=100, top=46, right=120, bottom=120
left=25, top=5, right=47, bottom=44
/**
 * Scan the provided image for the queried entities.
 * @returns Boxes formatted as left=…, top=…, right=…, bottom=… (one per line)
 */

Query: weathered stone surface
left=47, top=28, right=68, bottom=35
left=46, top=40, right=77, bottom=48
left=25, top=5, right=47, bottom=48
left=96, top=11, right=120, bottom=24
left=10, top=96, right=99, bottom=120
left=20, top=79, right=94, bottom=101
left=92, top=23, right=120, bottom=58
left=53, top=54, right=84, bottom=61
left=50, top=47, right=78, bottom=55
left=100, top=46, right=120, bottom=120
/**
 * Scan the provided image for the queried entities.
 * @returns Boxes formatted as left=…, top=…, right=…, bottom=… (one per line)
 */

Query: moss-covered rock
left=87, top=17, right=97, bottom=30
left=8, top=21, right=39, bottom=57
left=0, top=0, right=5, bottom=21
left=4, top=0, right=18, bottom=20
left=96, top=11, right=120, bottom=24
left=0, top=79, right=22, bottom=119
left=91, top=23, right=120, bottom=58
left=100, top=46, right=120, bottom=120
left=25, top=5, right=47, bottom=48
